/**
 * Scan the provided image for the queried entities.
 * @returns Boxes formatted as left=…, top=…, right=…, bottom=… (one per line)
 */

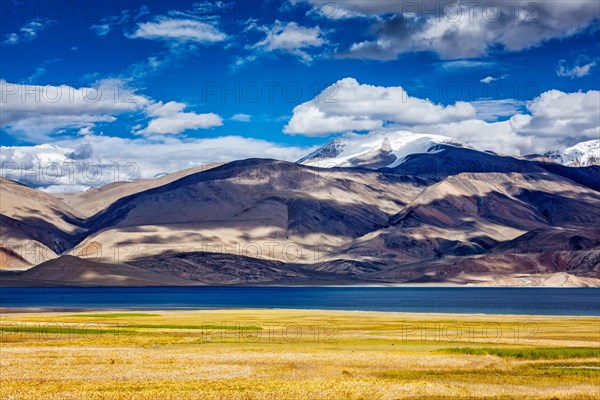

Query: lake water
left=1, top=287, right=599, bottom=315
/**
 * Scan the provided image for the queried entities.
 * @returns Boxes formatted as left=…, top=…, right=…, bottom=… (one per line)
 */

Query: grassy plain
left=1, top=309, right=599, bottom=399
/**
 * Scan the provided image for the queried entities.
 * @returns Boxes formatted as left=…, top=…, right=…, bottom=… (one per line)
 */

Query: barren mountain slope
left=1, top=144, right=599, bottom=286
left=310, top=171, right=600, bottom=276
left=55, top=163, right=225, bottom=217
left=15, top=255, right=200, bottom=286
left=127, top=252, right=305, bottom=285
left=73, top=159, right=431, bottom=263
left=0, top=177, right=84, bottom=266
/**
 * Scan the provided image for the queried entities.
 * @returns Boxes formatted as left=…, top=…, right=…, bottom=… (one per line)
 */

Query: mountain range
left=543, top=140, right=600, bottom=167
left=1, top=132, right=599, bottom=287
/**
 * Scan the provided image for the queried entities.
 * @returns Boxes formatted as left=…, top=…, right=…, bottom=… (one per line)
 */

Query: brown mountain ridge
left=1, top=146, right=599, bottom=287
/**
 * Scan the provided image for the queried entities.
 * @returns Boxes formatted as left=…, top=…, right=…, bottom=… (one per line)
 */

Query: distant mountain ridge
left=299, top=132, right=600, bottom=170
left=1, top=134, right=599, bottom=287
left=544, top=139, right=600, bottom=167
left=298, top=131, right=463, bottom=169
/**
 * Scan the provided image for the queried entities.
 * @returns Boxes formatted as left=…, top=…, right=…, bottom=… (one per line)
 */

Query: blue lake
left=1, top=287, right=599, bottom=316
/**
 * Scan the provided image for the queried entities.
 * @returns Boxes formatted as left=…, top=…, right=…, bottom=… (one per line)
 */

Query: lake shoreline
left=2, top=287, right=599, bottom=316
left=3, top=307, right=600, bottom=319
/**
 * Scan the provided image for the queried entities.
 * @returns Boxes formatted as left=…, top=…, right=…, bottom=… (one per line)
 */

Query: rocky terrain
left=1, top=133, right=599, bottom=286
left=543, top=139, right=600, bottom=167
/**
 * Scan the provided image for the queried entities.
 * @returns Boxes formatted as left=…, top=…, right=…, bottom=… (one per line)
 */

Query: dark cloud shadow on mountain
left=380, top=145, right=600, bottom=192
left=0, top=214, right=79, bottom=253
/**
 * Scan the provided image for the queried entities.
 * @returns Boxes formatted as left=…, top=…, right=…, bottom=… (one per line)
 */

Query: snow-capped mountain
left=544, top=140, right=600, bottom=167
left=297, top=130, right=464, bottom=169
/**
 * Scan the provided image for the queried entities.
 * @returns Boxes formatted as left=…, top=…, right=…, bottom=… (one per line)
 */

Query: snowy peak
left=297, top=138, right=346, bottom=163
left=297, top=130, right=464, bottom=169
left=544, top=140, right=600, bottom=167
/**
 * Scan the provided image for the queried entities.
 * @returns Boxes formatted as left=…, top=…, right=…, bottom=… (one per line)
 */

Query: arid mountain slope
left=0, top=177, right=84, bottom=267
left=55, top=163, right=225, bottom=217
left=14, top=255, right=199, bottom=286
left=73, top=159, right=430, bottom=264
left=324, top=171, right=600, bottom=273
left=1, top=139, right=599, bottom=286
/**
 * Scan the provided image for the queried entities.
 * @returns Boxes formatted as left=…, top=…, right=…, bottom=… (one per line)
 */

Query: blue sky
left=1, top=0, right=599, bottom=190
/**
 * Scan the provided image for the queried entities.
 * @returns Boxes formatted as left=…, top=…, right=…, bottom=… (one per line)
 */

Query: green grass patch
left=538, top=361, right=600, bottom=368
left=377, top=363, right=600, bottom=385
left=0, top=325, right=133, bottom=336
left=442, top=347, right=600, bottom=359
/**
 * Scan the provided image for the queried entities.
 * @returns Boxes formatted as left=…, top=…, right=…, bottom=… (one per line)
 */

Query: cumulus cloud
left=251, top=21, right=327, bottom=63
left=0, top=135, right=311, bottom=192
left=136, top=101, right=223, bottom=135
left=284, top=78, right=476, bottom=135
left=408, top=90, right=600, bottom=155
left=410, top=117, right=537, bottom=155
left=284, top=78, right=599, bottom=155
left=299, top=1, right=600, bottom=60
left=0, top=80, right=150, bottom=142
left=128, top=17, right=227, bottom=43
left=0, top=80, right=225, bottom=141
left=519, top=90, right=600, bottom=138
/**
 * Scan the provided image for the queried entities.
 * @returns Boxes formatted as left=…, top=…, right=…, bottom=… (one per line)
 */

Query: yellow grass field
left=1, top=309, right=599, bottom=399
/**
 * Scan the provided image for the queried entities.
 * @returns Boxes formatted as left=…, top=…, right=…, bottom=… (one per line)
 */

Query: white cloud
left=437, top=60, right=495, bottom=70
left=77, top=126, right=94, bottom=136
left=0, top=80, right=150, bottom=142
left=409, top=117, right=538, bottom=155
left=284, top=77, right=599, bottom=155
left=284, top=78, right=476, bottom=136
left=406, top=90, right=600, bottom=155
left=188, top=1, right=230, bottom=15
left=0, top=135, right=311, bottom=192
left=136, top=101, right=223, bottom=135
left=230, top=55, right=258, bottom=71
left=300, top=1, right=600, bottom=60
left=3, top=18, right=55, bottom=45
left=128, top=17, right=227, bottom=43
left=0, top=80, right=225, bottom=141
left=480, top=74, right=508, bottom=84
left=520, top=90, right=600, bottom=138
left=251, top=21, right=327, bottom=63
left=556, top=59, right=597, bottom=78
left=231, top=113, right=251, bottom=122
